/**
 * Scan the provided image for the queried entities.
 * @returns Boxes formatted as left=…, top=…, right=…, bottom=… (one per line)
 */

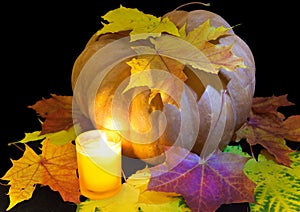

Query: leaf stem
left=11, top=143, right=25, bottom=152
left=122, top=169, right=127, bottom=183
left=0, top=182, right=10, bottom=186
left=249, top=145, right=256, bottom=160
left=173, top=2, right=211, bottom=11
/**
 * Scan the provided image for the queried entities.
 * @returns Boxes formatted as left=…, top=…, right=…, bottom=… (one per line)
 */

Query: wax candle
left=75, top=130, right=122, bottom=199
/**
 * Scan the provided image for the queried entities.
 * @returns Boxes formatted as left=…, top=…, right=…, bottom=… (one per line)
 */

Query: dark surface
left=1, top=0, right=299, bottom=211
left=0, top=184, right=250, bottom=212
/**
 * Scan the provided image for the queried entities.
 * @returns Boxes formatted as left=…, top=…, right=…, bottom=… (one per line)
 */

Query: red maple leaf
left=28, top=94, right=74, bottom=134
left=236, top=94, right=300, bottom=166
left=28, top=94, right=93, bottom=134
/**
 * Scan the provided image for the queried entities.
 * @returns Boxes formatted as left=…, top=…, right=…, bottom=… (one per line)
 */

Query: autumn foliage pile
left=1, top=5, right=300, bottom=212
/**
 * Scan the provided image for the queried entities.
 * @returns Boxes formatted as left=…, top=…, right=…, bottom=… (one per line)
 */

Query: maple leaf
left=223, top=144, right=251, bottom=157
left=244, top=151, right=300, bottom=212
left=1, top=145, right=42, bottom=211
left=40, top=138, right=80, bottom=203
left=236, top=95, right=299, bottom=166
left=8, top=126, right=77, bottom=146
left=132, top=35, right=216, bottom=74
left=9, top=131, right=46, bottom=144
left=96, top=5, right=180, bottom=41
left=147, top=147, right=256, bottom=212
left=77, top=167, right=191, bottom=212
left=282, top=115, right=300, bottom=142
left=183, top=19, right=246, bottom=72
left=28, top=94, right=74, bottom=135
left=1, top=139, right=80, bottom=210
left=251, top=94, right=294, bottom=114
left=201, top=44, right=246, bottom=72
left=29, top=94, right=92, bottom=135
left=123, top=56, right=186, bottom=107
left=41, top=125, right=77, bottom=145
left=185, top=19, right=230, bottom=49
left=122, top=34, right=218, bottom=109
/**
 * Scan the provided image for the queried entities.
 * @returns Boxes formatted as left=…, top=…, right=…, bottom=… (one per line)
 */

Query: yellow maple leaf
left=128, top=168, right=183, bottom=204
left=8, top=131, right=46, bottom=145
left=77, top=167, right=190, bottom=212
left=1, top=139, right=80, bottom=211
left=123, top=55, right=186, bottom=106
left=126, top=57, right=151, bottom=74
left=8, top=125, right=77, bottom=147
left=184, top=19, right=246, bottom=72
left=1, top=145, right=42, bottom=211
left=185, top=19, right=230, bottom=49
left=96, top=5, right=180, bottom=41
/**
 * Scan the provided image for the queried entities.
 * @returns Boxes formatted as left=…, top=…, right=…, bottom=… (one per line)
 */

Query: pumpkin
left=71, top=8, right=255, bottom=164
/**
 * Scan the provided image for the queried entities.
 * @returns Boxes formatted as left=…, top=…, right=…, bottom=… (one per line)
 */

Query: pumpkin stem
left=173, top=2, right=211, bottom=11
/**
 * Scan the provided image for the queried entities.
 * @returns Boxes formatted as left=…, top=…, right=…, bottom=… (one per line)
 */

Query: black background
left=1, top=0, right=299, bottom=211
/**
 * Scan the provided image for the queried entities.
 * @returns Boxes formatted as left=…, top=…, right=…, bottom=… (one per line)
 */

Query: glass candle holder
left=75, top=129, right=122, bottom=199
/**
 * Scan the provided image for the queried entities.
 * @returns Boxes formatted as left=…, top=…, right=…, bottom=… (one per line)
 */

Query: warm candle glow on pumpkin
left=75, top=130, right=122, bottom=199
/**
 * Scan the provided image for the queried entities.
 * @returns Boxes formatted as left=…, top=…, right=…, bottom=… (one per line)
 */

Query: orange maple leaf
left=282, top=115, right=300, bottom=142
left=202, top=44, right=246, bottom=72
left=40, top=138, right=80, bottom=203
left=1, top=139, right=80, bottom=210
left=236, top=95, right=299, bottom=166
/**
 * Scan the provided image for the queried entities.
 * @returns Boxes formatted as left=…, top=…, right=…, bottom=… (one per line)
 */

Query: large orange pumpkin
left=71, top=8, right=255, bottom=163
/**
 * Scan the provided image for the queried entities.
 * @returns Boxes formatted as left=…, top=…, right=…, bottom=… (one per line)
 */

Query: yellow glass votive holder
left=75, top=129, right=122, bottom=199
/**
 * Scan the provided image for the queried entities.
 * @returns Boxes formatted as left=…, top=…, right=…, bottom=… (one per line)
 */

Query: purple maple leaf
left=147, top=147, right=256, bottom=212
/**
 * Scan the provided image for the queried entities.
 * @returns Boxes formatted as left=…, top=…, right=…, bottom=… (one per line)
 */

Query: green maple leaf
left=8, top=126, right=77, bottom=146
left=244, top=151, right=300, bottom=212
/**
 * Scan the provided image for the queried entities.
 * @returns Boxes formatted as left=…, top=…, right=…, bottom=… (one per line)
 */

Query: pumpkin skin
left=162, top=9, right=256, bottom=152
left=71, top=9, right=255, bottom=162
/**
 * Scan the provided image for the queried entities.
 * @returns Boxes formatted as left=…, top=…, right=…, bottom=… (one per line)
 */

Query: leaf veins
left=236, top=94, right=300, bottom=166
left=147, top=147, right=256, bottom=212
left=1, top=139, right=80, bottom=210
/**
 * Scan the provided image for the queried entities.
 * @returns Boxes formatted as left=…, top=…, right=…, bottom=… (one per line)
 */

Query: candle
left=75, top=129, right=122, bottom=199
